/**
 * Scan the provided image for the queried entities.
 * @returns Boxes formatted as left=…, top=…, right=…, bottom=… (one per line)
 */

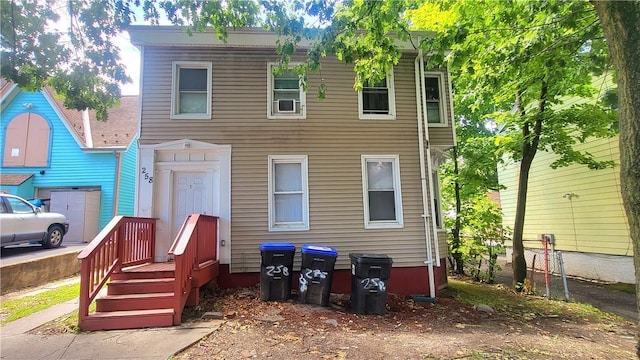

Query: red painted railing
left=77, top=216, right=156, bottom=327
left=169, top=214, right=218, bottom=324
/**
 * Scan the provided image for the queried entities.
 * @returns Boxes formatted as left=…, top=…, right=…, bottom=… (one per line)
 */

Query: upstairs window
left=424, top=72, right=447, bottom=125
left=361, top=155, right=403, bottom=229
left=171, top=62, right=212, bottom=119
left=358, top=69, right=396, bottom=120
left=267, top=63, right=306, bottom=119
left=268, top=155, right=310, bottom=231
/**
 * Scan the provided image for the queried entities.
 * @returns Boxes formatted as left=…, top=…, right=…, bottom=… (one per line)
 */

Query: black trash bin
left=259, top=242, right=296, bottom=301
left=298, top=244, right=338, bottom=306
left=349, top=253, right=393, bottom=315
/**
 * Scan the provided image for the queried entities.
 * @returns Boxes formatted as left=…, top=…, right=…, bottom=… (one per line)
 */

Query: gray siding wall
left=139, top=47, right=454, bottom=272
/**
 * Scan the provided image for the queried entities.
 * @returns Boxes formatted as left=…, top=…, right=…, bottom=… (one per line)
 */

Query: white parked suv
left=0, top=194, right=69, bottom=249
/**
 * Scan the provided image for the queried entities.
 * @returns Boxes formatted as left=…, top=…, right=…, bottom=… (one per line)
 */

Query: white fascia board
left=128, top=26, right=311, bottom=48
left=127, top=26, right=432, bottom=51
left=81, top=146, right=127, bottom=153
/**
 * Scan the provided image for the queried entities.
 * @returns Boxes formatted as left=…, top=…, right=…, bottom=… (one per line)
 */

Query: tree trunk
left=511, top=84, right=546, bottom=289
left=451, top=146, right=465, bottom=274
left=591, top=1, right=640, bottom=356
left=511, top=151, right=534, bottom=287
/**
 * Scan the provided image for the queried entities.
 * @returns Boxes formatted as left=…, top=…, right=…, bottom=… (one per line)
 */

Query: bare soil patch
left=175, top=280, right=637, bottom=360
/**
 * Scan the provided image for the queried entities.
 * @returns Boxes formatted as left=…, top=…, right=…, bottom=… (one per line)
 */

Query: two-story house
left=128, top=26, right=455, bottom=297
left=0, top=81, right=138, bottom=242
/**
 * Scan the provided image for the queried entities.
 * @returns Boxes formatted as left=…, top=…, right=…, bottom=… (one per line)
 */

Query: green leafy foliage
left=0, top=0, right=66, bottom=91
left=445, top=195, right=510, bottom=283
left=1, top=0, right=423, bottom=113
left=411, top=0, right=618, bottom=286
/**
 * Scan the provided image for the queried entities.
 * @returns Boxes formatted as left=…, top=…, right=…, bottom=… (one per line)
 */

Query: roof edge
left=127, top=25, right=432, bottom=51
left=0, top=82, right=20, bottom=112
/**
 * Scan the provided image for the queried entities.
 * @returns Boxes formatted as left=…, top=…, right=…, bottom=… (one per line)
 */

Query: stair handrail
left=169, top=214, right=218, bottom=324
left=77, top=216, right=157, bottom=329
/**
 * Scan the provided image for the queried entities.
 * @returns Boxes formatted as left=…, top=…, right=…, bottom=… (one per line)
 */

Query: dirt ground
left=174, top=282, right=637, bottom=360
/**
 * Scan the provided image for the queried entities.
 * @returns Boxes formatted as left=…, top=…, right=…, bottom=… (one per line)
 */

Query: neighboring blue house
left=0, top=80, right=138, bottom=242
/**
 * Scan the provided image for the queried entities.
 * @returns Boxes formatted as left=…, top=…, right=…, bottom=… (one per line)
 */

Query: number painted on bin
left=302, top=268, right=328, bottom=279
left=265, top=265, right=289, bottom=277
left=299, top=273, right=308, bottom=293
left=299, top=268, right=328, bottom=293
left=361, top=277, right=386, bottom=291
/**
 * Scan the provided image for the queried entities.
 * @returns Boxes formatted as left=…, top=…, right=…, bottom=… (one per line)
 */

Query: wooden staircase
left=77, top=214, right=219, bottom=331
left=83, top=263, right=177, bottom=331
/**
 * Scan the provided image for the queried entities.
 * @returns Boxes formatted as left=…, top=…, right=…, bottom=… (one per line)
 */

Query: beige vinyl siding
left=498, top=135, right=631, bottom=256
left=139, top=47, right=452, bottom=272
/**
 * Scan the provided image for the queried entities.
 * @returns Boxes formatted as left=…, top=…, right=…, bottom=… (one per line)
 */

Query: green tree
left=590, top=1, right=640, bottom=356
left=1, top=0, right=135, bottom=119
left=409, top=1, right=504, bottom=276
left=458, top=195, right=510, bottom=283
left=2, top=1, right=636, bottom=304
left=1, top=0, right=418, bottom=117
left=414, top=0, right=618, bottom=289
left=440, top=117, right=503, bottom=274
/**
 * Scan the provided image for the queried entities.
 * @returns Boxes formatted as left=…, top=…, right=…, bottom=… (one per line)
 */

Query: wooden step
left=111, top=270, right=175, bottom=280
left=96, top=292, right=174, bottom=312
left=107, top=278, right=175, bottom=295
left=111, top=262, right=176, bottom=280
left=81, top=309, right=175, bottom=331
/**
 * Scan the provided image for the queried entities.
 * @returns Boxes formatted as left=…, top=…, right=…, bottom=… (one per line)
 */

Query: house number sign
left=141, top=167, right=154, bottom=183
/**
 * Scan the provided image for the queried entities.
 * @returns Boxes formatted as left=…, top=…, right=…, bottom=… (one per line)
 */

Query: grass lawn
left=0, top=283, right=80, bottom=325
left=448, top=278, right=622, bottom=322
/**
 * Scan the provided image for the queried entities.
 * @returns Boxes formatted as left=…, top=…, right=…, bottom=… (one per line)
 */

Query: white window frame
left=171, top=61, right=212, bottom=120
left=267, top=62, right=306, bottom=119
left=358, top=68, right=396, bottom=120
left=424, top=71, right=448, bottom=127
left=361, top=155, right=404, bottom=229
left=268, top=155, right=310, bottom=231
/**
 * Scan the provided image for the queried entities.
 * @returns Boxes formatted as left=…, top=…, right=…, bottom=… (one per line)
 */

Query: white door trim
left=137, top=139, right=231, bottom=264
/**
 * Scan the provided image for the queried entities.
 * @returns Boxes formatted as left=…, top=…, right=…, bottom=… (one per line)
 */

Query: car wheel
left=42, top=225, right=64, bottom=248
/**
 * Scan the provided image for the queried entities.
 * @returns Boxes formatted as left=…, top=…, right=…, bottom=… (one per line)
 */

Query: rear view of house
left=128, top=26, right=456, bottom=296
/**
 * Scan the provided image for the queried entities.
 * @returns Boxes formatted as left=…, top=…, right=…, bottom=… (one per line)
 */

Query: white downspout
left=420, top=57, right=441, bottom=267
left=133, top=46, right=145, bottom=216
left=82, top=109, right=94, bottom=148
left=415, top=50, right=436, bottom=299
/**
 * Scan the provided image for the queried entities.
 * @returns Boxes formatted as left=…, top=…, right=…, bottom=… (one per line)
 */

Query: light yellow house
left=499, top=134, right=632, bottom=283
left=498, top=71, right=632, bottom=284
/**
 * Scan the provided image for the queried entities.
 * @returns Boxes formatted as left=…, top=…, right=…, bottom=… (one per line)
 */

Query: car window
left=0, top=200, right=7, bottom=213
left=6, top=197, right=35, bottom=214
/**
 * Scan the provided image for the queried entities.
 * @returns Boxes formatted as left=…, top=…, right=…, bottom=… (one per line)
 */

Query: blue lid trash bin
left=259, top=242, right=296, bottom=301
left=299, top=244, right=338, bottom=306
left=349, top=253, right=393, bottom=315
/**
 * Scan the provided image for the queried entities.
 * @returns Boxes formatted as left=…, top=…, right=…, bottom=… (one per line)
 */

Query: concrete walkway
left=0, top=279, right=221, bottom=360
